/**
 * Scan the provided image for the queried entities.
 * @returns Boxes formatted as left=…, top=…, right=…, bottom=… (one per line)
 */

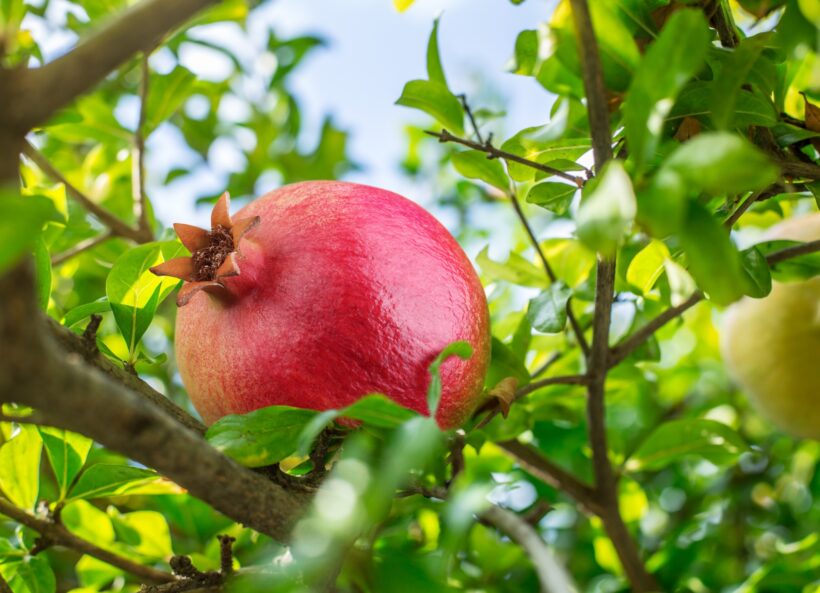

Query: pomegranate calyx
left=149, top=192, right=259, bottom=306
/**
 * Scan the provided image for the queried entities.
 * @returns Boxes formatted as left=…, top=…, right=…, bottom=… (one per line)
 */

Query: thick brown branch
left=0, top=497, right=174, bottom=584
left=0, top=265, right=310, bottom=541
left=23, top=142, right=151, bottom=243
left=498, top=440, right=602, bottom=516
left=12, top=0, right=219, bottom=128
left=426, top=129, right=584, bottom=186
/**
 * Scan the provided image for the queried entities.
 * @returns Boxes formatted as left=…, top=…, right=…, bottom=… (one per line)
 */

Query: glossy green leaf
left=68, top=464, right=159, bottom=500
left=207, top=407, right=317, bottom=467
left=679, top=202, right=746, bottom=305
left=0, top=425, right=42, bottom=510
left=625, top=419, right=747, bottom=472
left=110, top=510, right=173, bottom=560
left=576, top=161, right=636, bottom=256
left=61, top=499, right=116, bottom=544
left=427, top=341, right=473, bottom=417
left=526, top=281, right=571, bottom=333
left=500, top=132, right=591, bottom=182
left=623, top=10, right=710, bottom=172
left=396, top=79, right=464, bottom=134
left=663, top=132, right=779, bottom=195
left=511, top=29, right=538, bottom=75
left=38, top=427, right=93, bottom=500
left=426, top=18, right=447, bottom=86
left=740, top=246, right=773, bottom=298
left=0, top=556, right=55, bottom=593
left=710, top=36, right=767, bottom=130
left=627, top=240, right=671, bottom=295
left=452, top=150, right=509, bottom=191
left=525, top=181, right=577, bottom=215
left=0, top=191, right=61, bottom=275
left=62, top=298, right=110, bottom=327
left=106, top=241, right=184, bottom=358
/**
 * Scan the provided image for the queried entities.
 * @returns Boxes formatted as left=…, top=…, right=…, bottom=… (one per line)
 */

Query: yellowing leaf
left=393, top=0, right=415, bottom=12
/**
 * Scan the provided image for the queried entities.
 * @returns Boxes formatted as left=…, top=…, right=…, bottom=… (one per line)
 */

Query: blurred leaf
left=393, top=0, right=414, bottom=12
left=739, top=246, right=773, bottom=298
left=69, top=464, right=159, bottom=500
left=0, top=556, right=55, bottom=593
left=679, top=202, right=746, bottom=305
left=146, top=65, right=196, bottom=132
left=426, top=17, right=447, bottom=86
left=527, top=281, right=571, bottom=333
left=670, top=81, right=778, bottom=129
left=511, top=29, right=538, bottom=76
left=662, top=132, right=779, bottom=195
left=207, top=408, right=317, bottom=467
left=452, top=150, right=509, bottom=191
left=0, top=191, right=61, bottom=275
left=623, top=9, right=711, bottom=172
left=396, top=80, right=464, bottom=134
left=525, top=181, right=576, bottom=215
left=625, top=419, right=747, bottom=471
left=427, top=341, right=473, bottom=416
left=576, top=160, right=636, bottom=256
left=487, top=337, right=530, bottom=387
left=0, top=425, right=42, bottom=511
left=110, top=510, right=172, bottom=560
left=476, top=246, right=546, bottom=288
left=710, top=36, right=767, bottom=130
left=38, top=428, right=93, bottom=501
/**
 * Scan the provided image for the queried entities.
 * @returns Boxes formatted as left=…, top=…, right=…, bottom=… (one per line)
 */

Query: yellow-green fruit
left=720, top=213, right=820, bottom=440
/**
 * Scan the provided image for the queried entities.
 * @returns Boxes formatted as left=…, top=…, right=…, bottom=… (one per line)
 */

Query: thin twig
left=132, top=52, right=152, bottom=238
left=0, top=497, right=175, bottom=584
left=479, top=505, right=578, bottom=593
left=530, top=351, right=564, bottom=379
left=766, top=238, right=820, bottom=265
left=724, top=192, right=762, bottom=229
left=51, top=232, right=114, bottom=266
left=515, top=374, right=589, bottom=399
left=23, top=142, right=150, bottom=243
left=426, top=129, right=584, bottom=186
left=568, top=0, right=658, bottom=589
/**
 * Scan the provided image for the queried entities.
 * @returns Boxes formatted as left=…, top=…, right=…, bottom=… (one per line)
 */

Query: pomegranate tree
left=151, top=181, right=491, bottom=429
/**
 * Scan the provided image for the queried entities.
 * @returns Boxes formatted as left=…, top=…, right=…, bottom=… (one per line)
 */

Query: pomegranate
left=151, top=181, right=491, bottom=429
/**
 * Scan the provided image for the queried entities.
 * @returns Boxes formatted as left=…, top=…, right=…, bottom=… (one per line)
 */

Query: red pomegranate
left=151, top=181, right=490, bottom=429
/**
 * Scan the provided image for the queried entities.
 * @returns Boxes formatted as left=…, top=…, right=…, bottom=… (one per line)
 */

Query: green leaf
left=0, top=190, right=61, bottom=275
left=106, top=241, right=184, bottom=359
left=525, top=182, right=577, bottom=215
left=626, top=240, right=671, bottom=295
left=500, top=132, right=591, bottom=182
left=576, top=161, right=636, bottom=256
left=451, top=150, right=509, bottom=191
left=110, top=510, right=172, bottom=560
left=38, top=428, right=93, bottom=501
left=427, top=342, right=474, bottom=417
left=0, top=425, right=42, bottom=511
left=68, top=464, right=159, bottom=500
left=146, top=65, right=196, bottom=132
left=710, top=36, right=767, bottom=130
left=679, top=202, right=746, bottom=305
left=625, top=419, right=747, bottom=472
left=670, top=81, right=778, bottom=128
left=207, top=407, right=317, bottom=467
left=396, top=80, right=464, bottom=134
left=62, top=298, right=110, bottom=328
left=0, top=556, right=56, bottom=593
left=526, top=281, right=572, bottom=333
left=662, top=132, right=779, bottom=195
left=426, top=18, right=447, bottom=86
left=486, top=337, right=530, bottom=387
left=623, top=9, right=711, bottom=172
left=511, top=29, right=538, bottom=76
left=636, top=167, right=688, bottom=237
left=476, top=246, right=547, bottom=288
left=32, top=237, right=51, bottom=311
left=739, top=246, right=772, bottom=298
left=61, top=499, right=115, bottom=544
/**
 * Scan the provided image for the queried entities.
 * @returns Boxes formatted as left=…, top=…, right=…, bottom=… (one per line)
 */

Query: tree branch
left=766, top=238, right=820, bottom=265
left=426, top=129, right=584, bottom=186
left=51, top=232, right=114, bottom=266
left=132, top=52, right=152, bottom=237
left=568, top=0, right=658, bottom=589
left=11, top=0, right=219, bottom=128
left=0, top=265, right=309, bottom=542
left=23, top=142, right=151, bottom=243
left=0, top=573, right=11, bottom=593
left=497, top=440, right=602, bottom=516
left=0, top=497, right=174, bottom=584
left=479, top=505, right=578, bottom=593
left=515, top=374, right=589, bottom=399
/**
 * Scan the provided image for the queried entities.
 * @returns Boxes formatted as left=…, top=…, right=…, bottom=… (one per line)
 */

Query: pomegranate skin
left=175, top=181, right=491, bottom=429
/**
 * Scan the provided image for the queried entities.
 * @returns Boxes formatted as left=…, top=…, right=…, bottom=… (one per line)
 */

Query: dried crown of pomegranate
left=150, top=192, right=260, bottom=306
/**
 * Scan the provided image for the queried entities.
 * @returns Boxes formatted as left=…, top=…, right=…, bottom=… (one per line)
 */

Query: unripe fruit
left=720, top=213, right=820, bottom=439
left=152, top=181, right=491, bottom=429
